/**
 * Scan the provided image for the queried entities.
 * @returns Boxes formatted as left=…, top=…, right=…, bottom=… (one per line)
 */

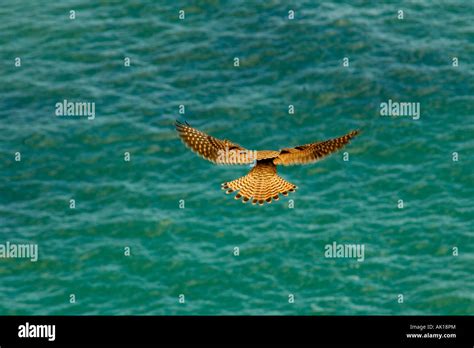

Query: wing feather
left=175, top=120, right=255, bottom=165
left=273, top=130, right=360, bottom=166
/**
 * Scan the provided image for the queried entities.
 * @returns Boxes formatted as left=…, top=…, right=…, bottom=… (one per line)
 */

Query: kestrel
left=176, top=120, right=360, bottom=205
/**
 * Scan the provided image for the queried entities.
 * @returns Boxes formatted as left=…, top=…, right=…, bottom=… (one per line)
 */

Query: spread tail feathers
left=222, top=161, right=297, bottom=205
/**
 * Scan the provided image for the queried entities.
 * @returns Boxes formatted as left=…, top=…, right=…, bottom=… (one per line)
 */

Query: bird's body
left=255, top=150, right=281, bottom=160
left=176, top=120, right=360, bottom=205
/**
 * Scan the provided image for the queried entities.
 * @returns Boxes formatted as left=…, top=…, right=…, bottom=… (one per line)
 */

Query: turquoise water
left=1, top=0, right=473, bottom=315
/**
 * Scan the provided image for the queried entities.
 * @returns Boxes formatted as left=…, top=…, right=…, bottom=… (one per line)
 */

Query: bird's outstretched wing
left=273, top=130, right=360, bottom=166
left=176, top=120, right=256, bottom=165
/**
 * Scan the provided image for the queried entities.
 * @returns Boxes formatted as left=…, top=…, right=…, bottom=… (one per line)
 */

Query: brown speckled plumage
left=176, top=120, right=359, bottom=205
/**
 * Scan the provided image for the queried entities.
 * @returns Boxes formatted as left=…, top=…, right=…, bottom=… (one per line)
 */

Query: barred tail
left=222, top=161, right=297, bottom=205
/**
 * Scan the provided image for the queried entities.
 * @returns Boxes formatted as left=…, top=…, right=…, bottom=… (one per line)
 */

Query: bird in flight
left=176, top=120, right=360, bottom=205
